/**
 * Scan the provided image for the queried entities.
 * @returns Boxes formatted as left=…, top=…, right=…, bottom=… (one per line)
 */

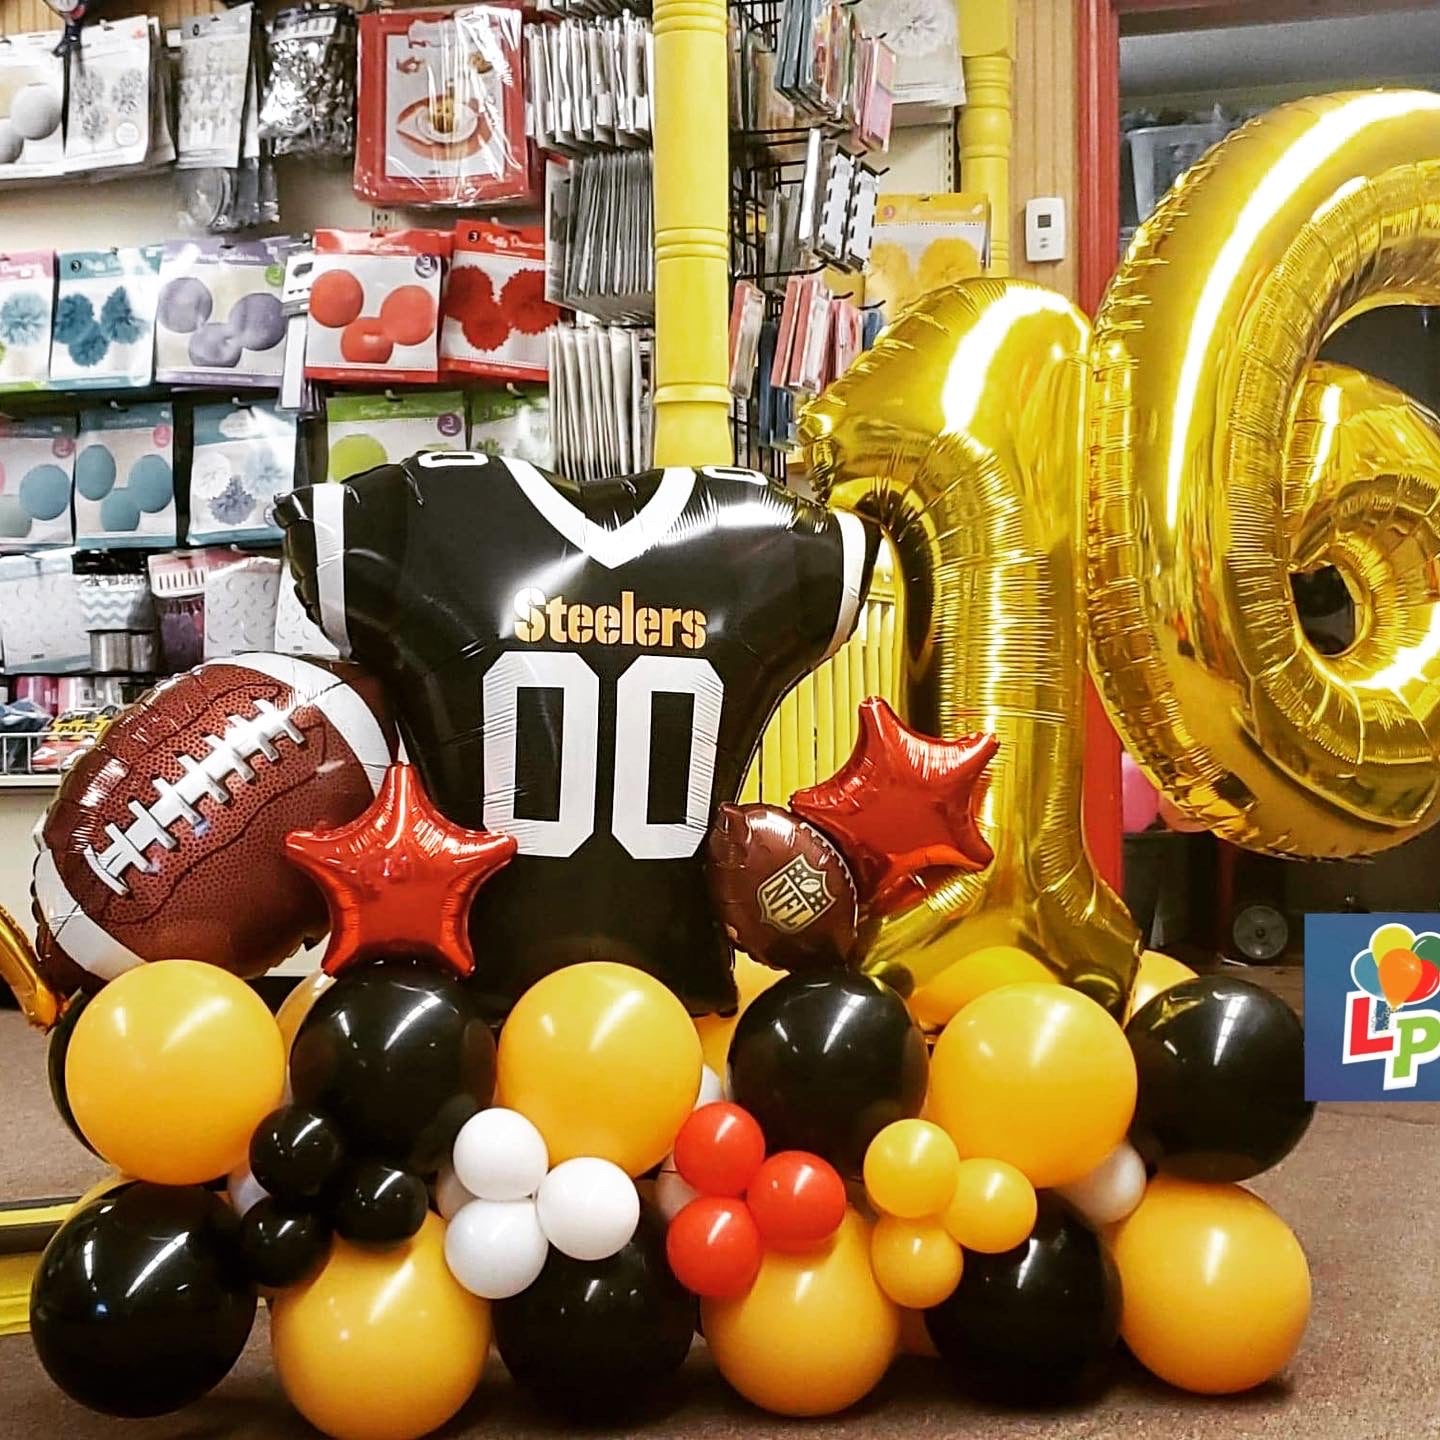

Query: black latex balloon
left=1126, top=974, right=1314, bottom=1182
left=330, top=1159, right=428, bottom=1247
left=240, top=1200, right=330, bottom=1289
left=727, top=971, right=928, bottom=1173
left=249, top=1104, right=346, bottom=1206
left=494, top=1204, right=695, bottom=1418
left=45, top=993, right=95, bottom=1156
left=925, top=1195, right=1121, bottom=1404
left=30, top=1182, right=256, bottom=1418
left=276, top=457, right=880, bottom=1021
left=289, top=957, right=496, bottom=1173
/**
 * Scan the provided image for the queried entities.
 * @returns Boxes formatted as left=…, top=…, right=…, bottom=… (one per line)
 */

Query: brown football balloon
left=706, top=803, right=859, bottom=973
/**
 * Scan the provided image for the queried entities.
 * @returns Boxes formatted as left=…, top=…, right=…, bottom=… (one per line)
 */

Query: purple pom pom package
left=155, top=238, right=294, bottom=386
left=49, top=247, right=161, bottom=389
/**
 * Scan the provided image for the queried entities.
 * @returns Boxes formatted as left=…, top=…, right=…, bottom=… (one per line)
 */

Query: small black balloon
left=494, top=1204, right=695, bottom=1418
left=330, top=1159, right=428, bottom=1247
left=45, top=993, right=96, bottom=1156
left=30, top=1182, right=256, bottom=1418
left=289, top=957, right=496, bottom=1173
left=1126, top=974, right=1315, bottom=1183
left=240, top=1200, right=330, bottom=1289
left=727, top=971, right=928, bottom=1173
left=249, top=1104, right=345, bottom=1206
left=924, top=1195, right=1120, bottom=1404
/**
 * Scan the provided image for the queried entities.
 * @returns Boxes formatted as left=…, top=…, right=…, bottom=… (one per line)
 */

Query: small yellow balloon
left=498, top=961, right=702, bottom=1176
left=277, top=968, right=334, bottom=1055
left=1112, top=1177, right=1310, bottom=1395
left=694, top=952, right=780, bottom=1075
left=66, top=960, right=285, bottom=1186
left=930, top=984, right=1137, bottom=1188
left=1370, top=923, right=1416, bottom=964
left=703, top=1210, right=899, bottom=1416
left=863, top=1119, right=960, bottom=1219
left=909, top=945, right=1058, bottom=1031
left=1124, top=950, right=1197, bottom=1022
left=870, top=1216, right=963, bottom=1309
left=272, top=1212, right=490, bottom=1440
left=940, top=1157, right=1037, bottom=1254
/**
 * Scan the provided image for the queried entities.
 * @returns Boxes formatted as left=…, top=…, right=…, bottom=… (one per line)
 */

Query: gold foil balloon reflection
left=800, top=279, right=1139, bottom=1019
left=1090, top=91, right=1440, bottom=856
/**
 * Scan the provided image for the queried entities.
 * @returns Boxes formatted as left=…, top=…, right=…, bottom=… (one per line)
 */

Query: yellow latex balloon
left=1090, top=91, right=1440, bottom=857
left=0, top=900, right=58, bottom=1030
left=863, top=1119, right=960, bottom=1219
left=1124, top=950, right=1197, bottom=1023
left=929, top=984, right=1136, bottom=1188
left=277, top=968, right=334, bottom=1056
left=272, top=1212, right=490, bottom=1440
left=498, top=961, right=702, bottom=1175
left=66, top=959, right=285, bottom=1185
left=694, top=951, right=781, bottom=1075
left=1370, top=923, right=1416, bottom=963
left=703, top=1210, right=899, bottom=1416
left=909, top=944, right=1057, bottom=1031
left=870, top=1216, right=963, bottom=1309
left=940, top=1157, right=1037, bottom=1254
left=800, top=280, right=1139, bottom=1017
left=1112, top=1177, right=1311, bottom=1395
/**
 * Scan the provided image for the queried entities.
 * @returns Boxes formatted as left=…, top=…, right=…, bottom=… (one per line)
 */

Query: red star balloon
left=285, top=762, right=517, bottom=977
left=790, top=698, right=997, bottom=917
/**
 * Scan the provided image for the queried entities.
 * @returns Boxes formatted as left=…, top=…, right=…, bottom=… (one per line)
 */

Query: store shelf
left=0, top=774, right=61, bottom=790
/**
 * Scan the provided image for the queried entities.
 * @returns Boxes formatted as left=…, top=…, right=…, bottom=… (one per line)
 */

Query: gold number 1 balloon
left=800, top=280, right=1139, bottom=1019
left=1090, top=91, right=1440, bottom=856
left=0, top=902, right=59, bottom=1030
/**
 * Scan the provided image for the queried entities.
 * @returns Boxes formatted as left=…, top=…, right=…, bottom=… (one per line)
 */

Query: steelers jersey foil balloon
left=277, top=456, right=878, bottom=1017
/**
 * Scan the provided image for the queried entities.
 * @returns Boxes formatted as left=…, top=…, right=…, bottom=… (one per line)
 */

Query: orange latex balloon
left=863, top=1119, right=960, bottom=1219
left=929, top=984, right=1136, bottom=1188
left=1379, top=949, right=1424, bottom=1010
left=1124, top=950, right=1198, bottom=1022
left=1112, top=1176, right=1310, bottom=1395
left=271, top=1212, right=490, bottom=1440
left=276, top=969, right=335, bottom=1055
left=694, top=952, right=781, bottom=1075
left=66, top=960, right=285, bottom=1186
left=940, top=1157, right=1037, bottom=1254
left=703, top=1210, right=899, bottom=1416
left=909, top=945, right=1057, bottom=1032
left=870, top=1216, right=963, bottom=1309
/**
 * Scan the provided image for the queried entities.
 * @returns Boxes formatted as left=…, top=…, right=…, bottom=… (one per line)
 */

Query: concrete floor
left=2, top=1005, right=1437, bottom=1439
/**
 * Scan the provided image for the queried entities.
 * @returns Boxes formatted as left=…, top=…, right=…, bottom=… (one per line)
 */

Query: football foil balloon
left=31, top=654, right=396, bottom=996
left=277, top=454, right=878, bottom=1018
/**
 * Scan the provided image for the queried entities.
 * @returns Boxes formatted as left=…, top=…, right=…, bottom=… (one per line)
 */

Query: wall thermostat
left=1025, top=197, right=1066, bottom=263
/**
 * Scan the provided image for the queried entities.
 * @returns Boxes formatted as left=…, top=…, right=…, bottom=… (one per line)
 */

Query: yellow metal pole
left=651, top=0, right=735, bottom=466
left=958, top=0, right=1015, bottom=275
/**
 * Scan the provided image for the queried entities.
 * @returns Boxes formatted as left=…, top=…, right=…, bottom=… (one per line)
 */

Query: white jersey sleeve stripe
left=820, top=510, right=868, bottom=661
left=311, top=482, right=352, bottom=658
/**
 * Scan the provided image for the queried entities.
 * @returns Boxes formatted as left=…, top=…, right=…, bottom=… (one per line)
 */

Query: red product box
left=440, top=221, right=559, bottom=381
left=305, top=228, right=455, bottom=385
left=355, top=5, right=535, bottom=208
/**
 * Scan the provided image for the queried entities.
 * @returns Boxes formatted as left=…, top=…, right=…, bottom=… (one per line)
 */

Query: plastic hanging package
left=441, top=221, right=558, bottom=380
left=64, top=15, right=152, bottom=173
left=0, top=418, right=76, bottom=553
left=0, top=253, right=54, bottom=392
left=260, top=4, right=359, bottom=158
left=50, top=247, right=162, bottom=390
left=325, top=390, right=467, bottom=481
left=187, top=400, right=298, bottom=546
left=467, top=385, right=552, bottom=467
left=355, top=4, right=535, bottom=207
left=73, top=404, right=177, bottom=550
left=0, top=32, right=67, bottom=184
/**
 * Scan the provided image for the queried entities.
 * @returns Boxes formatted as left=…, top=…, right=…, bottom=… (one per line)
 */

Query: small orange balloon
left=1124, top=950, right=1197, bottom=1022
left=1379, top=948, right=1423, bottom=1010
left=276, top=968, right=334, bottom=1056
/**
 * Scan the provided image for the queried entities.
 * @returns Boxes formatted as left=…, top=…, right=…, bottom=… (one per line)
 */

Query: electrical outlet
left=370, top=207, right=401, bottom=233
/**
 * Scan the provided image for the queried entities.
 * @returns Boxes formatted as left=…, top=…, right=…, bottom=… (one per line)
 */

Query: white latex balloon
left=444, top=1198, right=549, bottom=1300
left=11, top=84, right=62, bottom=141
left=434, top=1162, right=475, bottom=1221
left=536, top=1156, right=640, bottom=1261
left=1056, top=1140, right=1147, bottom=1227
left=696, top=1065, right=724, bottom=1109
left=226, top=1164, right=268, bottom=1217
left=452, top=1107, right=550, bottom=1202
left=655, top=1166, right=700, bottom=1222
left=0, top=122, right=21, bottom=167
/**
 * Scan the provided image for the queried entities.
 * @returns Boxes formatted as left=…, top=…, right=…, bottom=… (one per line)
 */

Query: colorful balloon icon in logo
left=1351, top=925, right=1440, bottom=1011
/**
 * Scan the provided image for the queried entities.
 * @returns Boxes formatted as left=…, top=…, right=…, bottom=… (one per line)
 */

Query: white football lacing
left=81, top=699, right=306, bottom=897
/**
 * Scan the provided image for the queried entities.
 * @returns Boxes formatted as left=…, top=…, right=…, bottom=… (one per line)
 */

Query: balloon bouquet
left=3, top=89, right=1438, bottom=1435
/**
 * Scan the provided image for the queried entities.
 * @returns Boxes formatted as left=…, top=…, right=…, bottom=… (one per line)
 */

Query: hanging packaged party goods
left=156, top=239, right=293, bottom=387
left=73, top=404, right=176, bottom=550
left=0, top=252, right=54, bottom=392
left=188, top=400, right=298, bottom=545
left=306, top=228, right=451, bottom=385
left=0, top=417, right=76, bottom=553
left=354, top=5, right=534, bottom=208
left=50, top=247, right=162, bottom=390
left=63, top=15, right=153, bottom=173
left=325, top=390, right=467, bottom=480
left=0, top=32, right=67, bottom=183
left=441, top=222, right=557, bottom=380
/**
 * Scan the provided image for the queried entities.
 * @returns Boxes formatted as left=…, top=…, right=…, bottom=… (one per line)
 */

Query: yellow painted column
left=651, top=0, right=734, bottom=466
left=958, top=0, right=1015, bottom=276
